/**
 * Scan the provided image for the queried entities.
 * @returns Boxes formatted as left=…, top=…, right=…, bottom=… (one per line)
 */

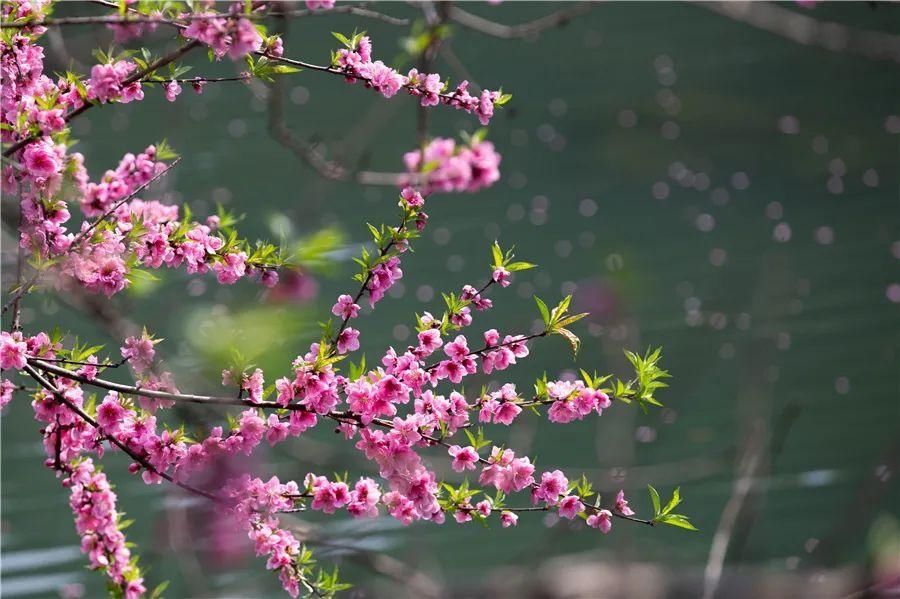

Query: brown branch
left=447, top=3, right=593, bottom=40
left=698, top=1, right=900, bottom=63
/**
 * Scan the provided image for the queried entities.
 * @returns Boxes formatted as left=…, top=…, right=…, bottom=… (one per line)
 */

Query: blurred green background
left=2, top=2, right=899, bottom=597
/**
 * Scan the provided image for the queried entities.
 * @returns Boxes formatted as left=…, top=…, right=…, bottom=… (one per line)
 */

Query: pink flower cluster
left=65, top=459, right=146, bottom=598
left=89, top=60, right=143, bottom=104
left=545, top=379, right=612, bottom=424
left=402, top=136, right=502, bottom=194
left=478, top=382, right=523, bottom=425
left=19, top=144, right=279, bottom=296
left=224, top=476, right=304, bottom=597
left=333, top=36, right=502, bottom=124
left=355, top=426, right=443, bottom=525
left=182, top=10, right=262, bottom=60
left=274, top=343, right=341, bottom=414
left=0, top=331, right=27, bottom=371
left=81, top=146, right=167, bottom=216
left=479, top=446, right=535, bottom=494
left=120, top=331, right=157, bottom=373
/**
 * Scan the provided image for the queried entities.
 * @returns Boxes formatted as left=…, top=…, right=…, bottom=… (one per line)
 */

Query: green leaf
left=555, top=312, right=589, bottom=328
left=331, top=31, right=352, bottom=47
left=506, top=261, right=537, bottom=272
left=491, top=241, right=503, bottom=269
left=648, top=484, right=661, bottom=517
left=661, top=486, right=681, bottom=516
left=150, top=581, right=170, bottom=599
left=271, top=64, right=301, bottom=75
left=555, top=327, right=581, bottom=357
left=660, top=514, right=698, bottom=531
left=534, top=295, right=550, bottom=326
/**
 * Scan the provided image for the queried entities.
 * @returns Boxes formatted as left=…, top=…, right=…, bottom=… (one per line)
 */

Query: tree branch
left=447, top=3, right=593, bottom=40
left=698, top=1, right=900, bottom=63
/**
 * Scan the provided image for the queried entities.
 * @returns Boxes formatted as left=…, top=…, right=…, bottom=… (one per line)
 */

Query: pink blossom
left=241, top=368, right=265, bottom=402
left=308, top=474, right=351, bottom=514
left=0, top=378, right=15, bottom=409
left=416, top=328, right=442, bottom=355
left=265, top=36, right=284, bottom=58
left=213, top=251, right=247, bottom=285
left=336, top=327, right=360, bottom=354
left=500, top=510, right=518, bottom=528
left=22, top=140, right=61, bottom=179
left=275, top=377, right=295, bottom=407
left=120, top=332, right=156, bottom=373
left=480, top=447, right=534, bottom=493
left=493, top=401, right=522, bottom=426
left=558, top=495, right=584, bottom=519
left=347, top=477, right=381, bottom=518
left=586, top=509, right=613, bottom=534
left=401, top=137, right=501, bottom=195
left=265, top=414, right=290, bottom=445
left=615, top=489, right=635, bottom=516
left=360, top=60, right=404, bottom=98
left=228, top=18, right=262, bottom=59
left=305, top=0, right=335, bottom=9
left=96, top=392, right=127, bottom=433
left=492, top=266, right=511, bottom=287
left=331, top=294, right=361, bottom=319
left=0, top=331, right=27, bottom=370
left=89, top=60, right=139, bottom=103
left=400, top=186, right=425, bottom=208
left=475, top=499, right=492, bottom=518
left=444, top=335, right=469, bottom=361
left=164, top=81, right=182, bottom=102
left=447, top=445, right=478, bottom=472
left=75, top=355, right=99, bottom=381
left=534, top=470, right=569, bottom=505
left=238, top=409, right=266, bottom=453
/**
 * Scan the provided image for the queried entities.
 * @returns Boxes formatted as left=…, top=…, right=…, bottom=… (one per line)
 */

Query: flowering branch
left=2, top=157, right=181, bottom=319
left=23, top=363, right=223, bottom=503
left=2, top=39, right=201, bottom=157
left=0, top=2, right=698, bottom=596
left=1, top=4, right=409, bottom=29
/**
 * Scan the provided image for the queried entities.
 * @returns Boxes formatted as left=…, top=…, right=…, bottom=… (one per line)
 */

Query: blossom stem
left=327, top=209, right=413, bottom=354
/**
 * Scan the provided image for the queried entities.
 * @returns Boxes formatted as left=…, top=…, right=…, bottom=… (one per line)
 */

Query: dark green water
left=2, top=2, right=899, bottom=597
